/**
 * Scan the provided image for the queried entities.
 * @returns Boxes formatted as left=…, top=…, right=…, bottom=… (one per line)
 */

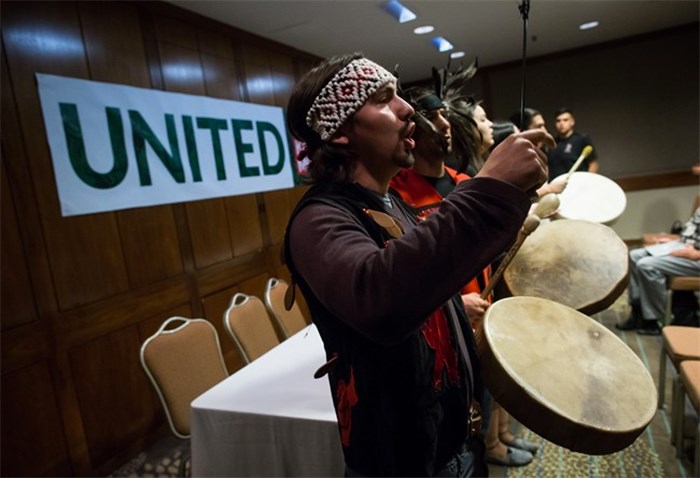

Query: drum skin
left=555, top=172, right=627, bottom=225
left=478, top=297, right=657, bottom=455
left=503, top=219, right=629, bottom=315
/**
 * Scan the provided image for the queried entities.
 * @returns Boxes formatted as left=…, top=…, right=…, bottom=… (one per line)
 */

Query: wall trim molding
left=614, top=170, right=698, bottom=192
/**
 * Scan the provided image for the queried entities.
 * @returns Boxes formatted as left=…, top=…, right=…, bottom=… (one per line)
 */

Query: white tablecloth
left=191, top=325, right=345, bottom=477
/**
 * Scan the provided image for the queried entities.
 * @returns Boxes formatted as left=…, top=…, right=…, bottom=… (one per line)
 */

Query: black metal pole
left=519, top=0, right=530, bottom=130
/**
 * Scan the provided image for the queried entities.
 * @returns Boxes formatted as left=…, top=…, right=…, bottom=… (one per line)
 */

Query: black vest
left=284, top=182, right=481, bottom=476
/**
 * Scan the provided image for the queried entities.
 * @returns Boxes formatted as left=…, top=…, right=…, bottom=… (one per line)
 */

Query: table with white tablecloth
left=191, top=324, right=345, bottom=477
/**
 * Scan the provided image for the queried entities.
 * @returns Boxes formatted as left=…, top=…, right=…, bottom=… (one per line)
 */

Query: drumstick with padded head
left=480, top=214, right=541, bottom=300
left=533, top=192, right=560, bottom=219
left=564, top=145, right=594, bottom=181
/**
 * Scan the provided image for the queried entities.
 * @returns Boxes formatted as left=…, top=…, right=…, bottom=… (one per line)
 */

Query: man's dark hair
left=287, top=52, right=364, bottom=183
left=555, top=107, right=574, bottom=118
left=403, top=86, right=449, bottom=155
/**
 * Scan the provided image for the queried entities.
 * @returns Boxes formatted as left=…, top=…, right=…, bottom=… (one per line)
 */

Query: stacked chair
left=223, top=292, right=281, bottom=363
left=140, top=317, right=229, bottom=477
left=264, top=278, right=308, bottom=339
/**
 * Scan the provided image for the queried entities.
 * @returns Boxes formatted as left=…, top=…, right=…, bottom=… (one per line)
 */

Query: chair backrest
left=223, top=293, right=280, bottom=363
left=140, top=317, right=228, bottom=439
left=265, top=278, right=308, bottom=339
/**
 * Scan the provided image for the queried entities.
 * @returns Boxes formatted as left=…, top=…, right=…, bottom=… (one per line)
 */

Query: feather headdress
left=399, top=59, right=483, bottom=173
left=439, top=59, right=483, bottom=173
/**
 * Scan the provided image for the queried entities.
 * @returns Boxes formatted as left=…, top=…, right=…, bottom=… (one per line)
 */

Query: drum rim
left=503, top=219, right=630, bottom=315
left=479, top=296, right=657, bottom=455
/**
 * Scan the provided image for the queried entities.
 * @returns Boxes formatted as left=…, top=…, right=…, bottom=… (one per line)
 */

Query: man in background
left=548, top=107, right=599, bottom=181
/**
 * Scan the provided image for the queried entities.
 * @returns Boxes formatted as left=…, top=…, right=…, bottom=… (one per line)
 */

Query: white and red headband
left=306, top=58, right=395, bottom=141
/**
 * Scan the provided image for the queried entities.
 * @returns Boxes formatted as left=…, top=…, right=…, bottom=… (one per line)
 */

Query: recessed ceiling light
left=382, top=0, right=417, bottom=23
left=431, top=37, right=454, bottom=53
left=579, top=21, right=599, bottom=30
left=414, top=25, right=434, bottom=35
left=450, top=51, right=465, bottom=59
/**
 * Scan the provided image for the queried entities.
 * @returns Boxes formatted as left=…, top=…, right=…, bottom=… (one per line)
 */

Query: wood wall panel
left=265, top=186, right=307, bottom=246
left=1, top=0, right=311, bottom=475
left=69, top=326, right=155, bottom=468
left=1, top=158, right=38, bottom=329
left=116, top=207, right=185, bottom=288
left=3, top=2, right=131, bottom=311
left=79, top=2, right=150, bottom=87
left=241, top=44, right=277, bottom=106
left=268, top=50, right=296, bottom=108
left=1, top=362, right=73, bottom=477
left=154, top=14, right=198, bottom=50
left=57, top=281, right=191, bottom=348
left=0, top=51, right=40, bottom=331
left=201, top=52, right=244, bottom=100
left=226, top=194, right=264, bottom=256
left=185, top=199, right=235, bottom=269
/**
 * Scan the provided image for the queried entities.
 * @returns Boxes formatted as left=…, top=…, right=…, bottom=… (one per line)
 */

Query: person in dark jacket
left=284, top=52, right=552, bottom=477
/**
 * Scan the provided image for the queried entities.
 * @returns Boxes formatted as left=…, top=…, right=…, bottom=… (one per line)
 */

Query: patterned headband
left=306, top=58, right=396, bottom=141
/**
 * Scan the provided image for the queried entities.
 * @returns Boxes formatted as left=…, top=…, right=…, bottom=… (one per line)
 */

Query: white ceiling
left=167, top=0, right=698, bottom=83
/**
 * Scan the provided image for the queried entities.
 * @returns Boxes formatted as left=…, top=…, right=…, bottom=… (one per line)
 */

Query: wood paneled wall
left=1, top=2, right=318, bottom=476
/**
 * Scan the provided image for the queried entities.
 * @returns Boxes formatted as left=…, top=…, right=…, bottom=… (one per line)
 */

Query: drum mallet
left=564, top=145, right=594, bottom=181
left=533, top=192, right=560, bottom=219
left=480, top=214, right=541, bottom=300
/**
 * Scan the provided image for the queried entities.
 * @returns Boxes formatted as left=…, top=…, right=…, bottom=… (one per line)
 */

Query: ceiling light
left=579, top=21, right=599, bottom=30
left=431, top=37, right=454, bottom=53
left=382, top=0, right=417, bottom=23
left=413, top=25, right=434, bottom=35
left=450, top=51, right=465, bottom=59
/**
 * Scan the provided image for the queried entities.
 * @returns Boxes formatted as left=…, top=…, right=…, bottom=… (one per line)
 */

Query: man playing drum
left=283, top=52, right=552, bottom=477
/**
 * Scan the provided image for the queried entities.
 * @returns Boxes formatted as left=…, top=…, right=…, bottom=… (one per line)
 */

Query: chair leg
left=695, top=419, right=700, bottom=478
left=672, top=375, right=683, bottom=449
left=664, top=288, right=673, bottom=326
left=658, top=341, right=667, bottom=409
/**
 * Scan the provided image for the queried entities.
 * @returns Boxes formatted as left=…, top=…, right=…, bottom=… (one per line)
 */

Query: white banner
left=37, top=74, right=295, bottom=217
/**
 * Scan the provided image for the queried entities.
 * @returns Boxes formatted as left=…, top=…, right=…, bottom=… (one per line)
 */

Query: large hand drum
left=479, top=297, right=657, bottom=454
left=555, top=172, right=627, bottom=224
left=503, top=219, right=629, bottom=315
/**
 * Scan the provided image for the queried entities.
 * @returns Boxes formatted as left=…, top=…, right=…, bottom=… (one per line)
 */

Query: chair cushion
left=668, top=276, right=700, bottom=291
left=679, top=360, right=700, bottom=412
left=663, top=326, right=700, bottom=365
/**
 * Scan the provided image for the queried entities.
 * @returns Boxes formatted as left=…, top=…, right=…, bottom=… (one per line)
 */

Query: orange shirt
left=390, top=167, right=492, bottom=301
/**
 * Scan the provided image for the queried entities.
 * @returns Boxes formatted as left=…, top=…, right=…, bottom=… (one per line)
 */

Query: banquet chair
left=664, top=276, right=700, bottom=326
left=223, top=292, right=280, bottom=363
left=265, top=278, right=308, bottom=339
left=140, top=317, right=229, bottom=477
left=672, top=360, right=700, bottom=476
left=658, top=326, right=700, bottom=411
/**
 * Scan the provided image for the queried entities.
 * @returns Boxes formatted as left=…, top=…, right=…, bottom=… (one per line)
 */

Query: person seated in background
left=617, top=206, right=700, bottom=335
